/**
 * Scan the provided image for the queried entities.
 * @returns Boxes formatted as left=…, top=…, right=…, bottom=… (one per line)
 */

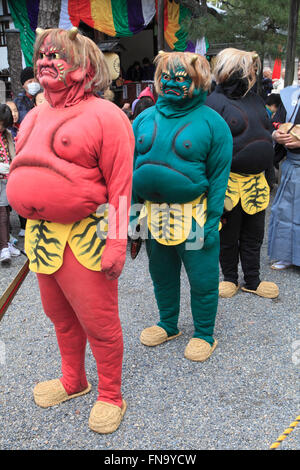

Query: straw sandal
left=184, top=338, right=218, bottom=362
left=33, top=379, right=91, bottom=408
left=140, top=325, right=182, bottom=346
left=89, top=399, right=127, bottom=434
left=241, top=281, right=279, bottom=298
left=219, top=281, right=239, bottom=298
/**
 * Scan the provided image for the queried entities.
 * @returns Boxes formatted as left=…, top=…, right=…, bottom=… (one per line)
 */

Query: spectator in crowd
left=14, top=67, right=41, bottom=124
left=141, top=57, right=155, bottom=81
left=138, top=85, right=155, bottom=103
left=263, top=67, right=272, bottom=80
left=132, top=96, right=155, bottom=120
left=34, top=90, right=46, bottom=106
left=6, top=101, right=19, bottom=139
left=126, top=61, right=143, bottom=82
left=265, top=93, right=282, bottom=118
left=131, top=86, right=156, bottom=120
left=0, top=104, right=21, bottom=263
left=261, top=67, right=273, bottom=101
left=272, top=68, right=285, bottom=94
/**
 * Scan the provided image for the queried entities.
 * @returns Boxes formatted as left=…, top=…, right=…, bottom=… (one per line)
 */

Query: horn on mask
left=35, top=28, right=45, bottom=35
left=68, top=27, right=78, bottom=40
left=190, top=54, right=198, bottom=66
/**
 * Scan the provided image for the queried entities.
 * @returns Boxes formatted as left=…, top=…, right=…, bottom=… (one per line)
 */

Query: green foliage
left=185, top=0, right=298, bottom=59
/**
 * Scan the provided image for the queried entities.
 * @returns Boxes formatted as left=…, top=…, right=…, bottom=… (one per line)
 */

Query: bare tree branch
left=207, top=6, right=223, bottom=19
left=221, top=1, right=241, bottom=9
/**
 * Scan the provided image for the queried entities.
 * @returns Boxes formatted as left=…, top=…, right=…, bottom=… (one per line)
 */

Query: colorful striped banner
left=7, top=0, right=38, bottom=67
left=163, top=0, right=190, bottom=51
left=68, top=0, right=156, bottom=37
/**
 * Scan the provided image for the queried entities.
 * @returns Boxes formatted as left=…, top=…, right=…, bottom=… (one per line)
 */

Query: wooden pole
left=0, top=259, right=29, bottom=322
left=157, top=0, right=165, bottom=51
left=285, top=0, right=300, bottom=86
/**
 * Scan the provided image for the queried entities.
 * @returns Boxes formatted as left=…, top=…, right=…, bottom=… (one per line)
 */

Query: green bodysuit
left=132, top=62, right=233, bottom=345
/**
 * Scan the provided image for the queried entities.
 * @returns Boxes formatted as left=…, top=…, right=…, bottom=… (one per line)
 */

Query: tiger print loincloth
left=141, top=193, right=213, bottom=246
left=225, top=172, right=270, bottom=215
left=25, top=206, right=108, bottom=274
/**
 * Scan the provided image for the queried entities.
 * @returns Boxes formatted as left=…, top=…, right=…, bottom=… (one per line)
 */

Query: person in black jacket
left=261, top=67, right=273, bottom=102
left=14, top=67, right=40, bottom=124
left=206, top=48, right=278, bottom=299
left=126, top=61, right=143, bottom=82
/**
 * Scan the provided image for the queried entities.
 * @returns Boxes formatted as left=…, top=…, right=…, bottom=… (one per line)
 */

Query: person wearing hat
left=14, top=66, right=41, bottom=124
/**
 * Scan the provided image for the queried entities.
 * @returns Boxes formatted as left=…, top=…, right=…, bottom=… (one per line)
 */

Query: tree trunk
left=37, top=0, right=62, bottom=29
left=6, top=29, right=23, bottom=99
left=157, top=0, right=165, bottom=51
left=285, top=0, right=300, bottom=86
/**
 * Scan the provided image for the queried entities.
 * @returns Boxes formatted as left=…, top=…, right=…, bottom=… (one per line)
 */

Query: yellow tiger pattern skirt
left=25, top=206, right=109, bottom=275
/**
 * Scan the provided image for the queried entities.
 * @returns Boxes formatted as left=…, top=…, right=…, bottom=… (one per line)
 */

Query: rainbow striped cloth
left=7, top=0, right=38, bottom=66
left=64, top=0, right=156, bottom=37
left=62, top=0, right=191, bottom=50
left=159, top=0, right=190, bottom=52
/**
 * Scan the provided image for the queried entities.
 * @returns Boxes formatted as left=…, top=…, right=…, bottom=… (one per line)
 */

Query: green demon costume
left=131, top=52, right=233, bottom=361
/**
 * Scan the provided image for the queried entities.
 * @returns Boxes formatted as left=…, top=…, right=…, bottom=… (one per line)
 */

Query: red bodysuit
left=7, top=30, right=134, bottom=420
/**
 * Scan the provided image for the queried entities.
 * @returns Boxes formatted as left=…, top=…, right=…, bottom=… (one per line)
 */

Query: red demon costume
left=7, top=28, right=134, bottom=434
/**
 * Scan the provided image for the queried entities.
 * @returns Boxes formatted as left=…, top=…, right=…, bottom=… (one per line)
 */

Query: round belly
left=133, top=163, right=207, bottom=203
left=7, top=166, right=106, bottom=223
left=232, top=140, right=274, bottom=174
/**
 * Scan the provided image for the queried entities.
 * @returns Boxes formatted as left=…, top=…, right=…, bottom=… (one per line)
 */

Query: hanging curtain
left=67, top=0, right=156, bottom=37
left=161, top=0, right=190, bottom=51
left=7, top=0, right=39, bottom=67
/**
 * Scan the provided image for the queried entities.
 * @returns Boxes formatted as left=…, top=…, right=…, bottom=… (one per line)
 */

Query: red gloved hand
left=100, top=239, right=127, bottom=280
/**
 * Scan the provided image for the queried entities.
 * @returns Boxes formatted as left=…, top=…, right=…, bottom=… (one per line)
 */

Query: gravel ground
left=0, top=205, right=299, bottom=450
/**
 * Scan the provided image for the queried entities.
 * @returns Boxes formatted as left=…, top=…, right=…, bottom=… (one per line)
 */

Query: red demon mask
left=35, top=30, right=96, bottom=108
